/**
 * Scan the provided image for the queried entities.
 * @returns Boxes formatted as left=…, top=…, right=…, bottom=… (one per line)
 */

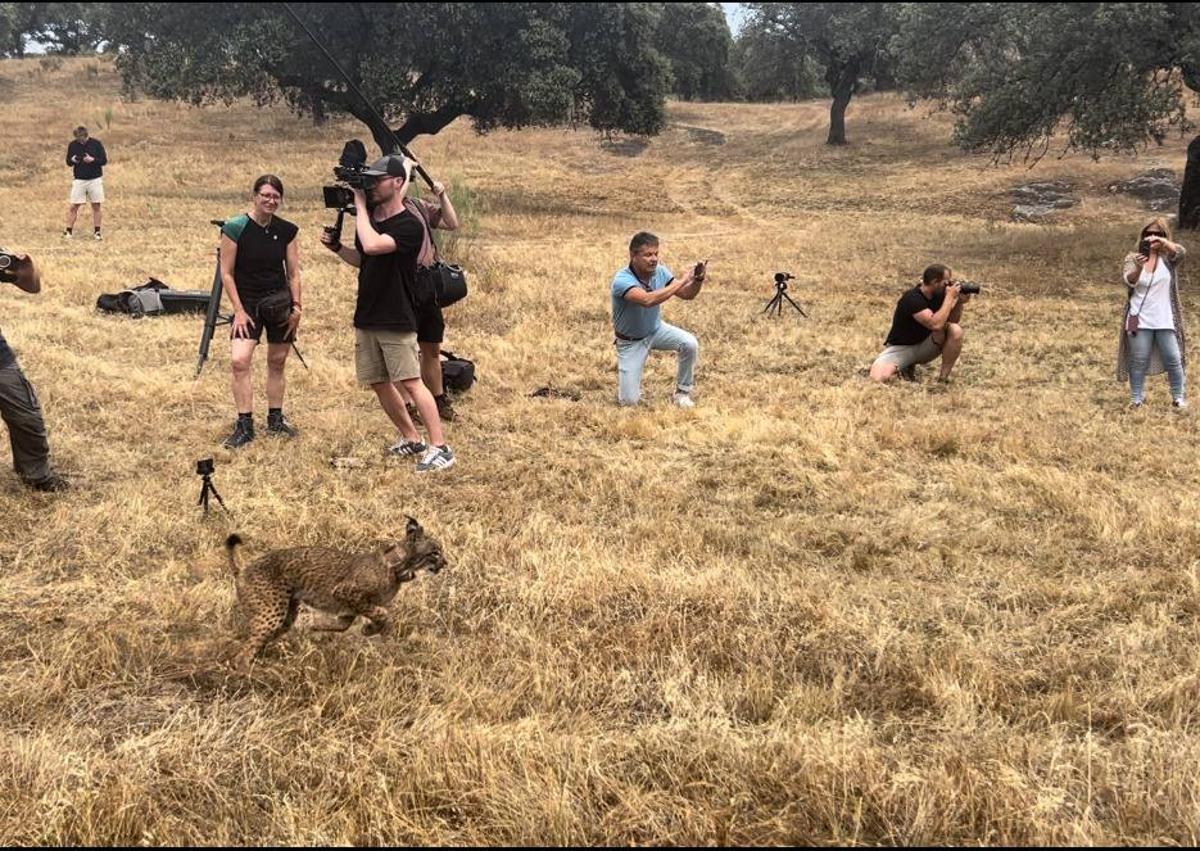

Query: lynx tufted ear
left=405, top=516, right=422, bottom=539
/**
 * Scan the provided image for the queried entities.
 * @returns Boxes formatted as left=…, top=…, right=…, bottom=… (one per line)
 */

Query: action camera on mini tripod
left=195, top=457, right=226, bottom=514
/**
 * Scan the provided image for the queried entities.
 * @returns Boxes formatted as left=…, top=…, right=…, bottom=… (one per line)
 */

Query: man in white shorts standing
left=64, top=126, right=107, bottom=240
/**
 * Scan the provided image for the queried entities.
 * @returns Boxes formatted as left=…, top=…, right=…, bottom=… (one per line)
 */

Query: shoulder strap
left=404, top=198, right=438, bottom=268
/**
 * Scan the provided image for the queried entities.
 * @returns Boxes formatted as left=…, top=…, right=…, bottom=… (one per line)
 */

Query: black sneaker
left=266, top=411, right=298, bottom=437
left=223, top=417, right=255, bottom=449
left=27, top=473, right=69, bottom=492
left=435, top=393, right=457, bottom=422
left=388, top=438, right=427, bottom=457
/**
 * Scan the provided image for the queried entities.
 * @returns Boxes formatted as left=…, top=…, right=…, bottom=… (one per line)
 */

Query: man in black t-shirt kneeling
left=320, top=155, right=455, bottom=473
left=869, top=264, right=970, bottom=384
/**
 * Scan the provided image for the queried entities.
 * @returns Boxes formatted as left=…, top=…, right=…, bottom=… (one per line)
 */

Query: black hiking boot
left=266, top=410, right=298, bottom=438
left=223, top=416, right=255, bottom=449
left=27, top=473, right=69, bottom=492
left=435, top=393, right=457, bottom=422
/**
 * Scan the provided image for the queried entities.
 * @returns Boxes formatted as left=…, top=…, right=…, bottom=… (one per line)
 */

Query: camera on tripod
left=763, top=271, right=807, bottom=317
left=195, top=457, right=225, bottom=514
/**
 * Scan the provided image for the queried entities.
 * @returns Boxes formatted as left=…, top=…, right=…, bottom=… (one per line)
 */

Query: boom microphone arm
left=282, top=2, right=436, bottom=191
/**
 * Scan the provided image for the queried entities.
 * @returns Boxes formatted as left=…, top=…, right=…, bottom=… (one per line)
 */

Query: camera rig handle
left=283, top=3, right=435, bottom=191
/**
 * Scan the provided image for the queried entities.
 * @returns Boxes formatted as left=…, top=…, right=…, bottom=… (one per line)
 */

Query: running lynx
left=225, top=516, right=446, bottom=671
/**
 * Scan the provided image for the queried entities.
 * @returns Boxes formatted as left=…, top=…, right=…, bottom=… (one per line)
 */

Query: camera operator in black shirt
left=320, top=155, right=456, bottom=473
left=0, top=251, right=67, bottom=491
left=869, top=264, right=970, bottom=384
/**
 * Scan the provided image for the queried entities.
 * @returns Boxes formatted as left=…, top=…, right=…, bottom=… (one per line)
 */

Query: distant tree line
left=2, top=2, right=1199, bottom=222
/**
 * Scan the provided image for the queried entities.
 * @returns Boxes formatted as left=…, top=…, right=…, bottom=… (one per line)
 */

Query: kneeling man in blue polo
left=610, top=231, right=703, bottom=407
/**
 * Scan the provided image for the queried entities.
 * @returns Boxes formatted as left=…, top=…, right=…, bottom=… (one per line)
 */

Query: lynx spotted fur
left=225, top=516, right=446, bottom=671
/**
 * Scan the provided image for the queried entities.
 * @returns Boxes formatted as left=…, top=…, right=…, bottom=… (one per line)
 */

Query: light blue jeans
left=1128, top=328, right=1185, bottom=403
left=615, top=322, right=698, bottom=405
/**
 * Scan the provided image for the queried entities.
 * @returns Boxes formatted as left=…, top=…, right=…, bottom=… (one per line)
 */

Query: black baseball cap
left=362, top=155, right=411, bottom=179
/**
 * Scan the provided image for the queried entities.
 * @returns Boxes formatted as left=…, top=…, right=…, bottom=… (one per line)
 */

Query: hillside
left=1, top=55, right=1199, bottom=844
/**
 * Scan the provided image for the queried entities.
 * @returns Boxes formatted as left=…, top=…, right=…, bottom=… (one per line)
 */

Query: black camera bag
left=434, top=262, right=468, bottom=307
left=407, top=199, right=468, bottom=308
left=255, top=288, right=294, bottom=327
left=440, top=350, right=476, bottom=393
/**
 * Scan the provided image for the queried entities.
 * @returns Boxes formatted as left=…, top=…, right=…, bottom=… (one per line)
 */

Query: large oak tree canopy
left=897, top=2, right=1198, bottom=159
left=100, top=2, right=671, bottom=152
left=742, top=3, right=902, bottom=145
left=894, top=2, right=1200, bottom=225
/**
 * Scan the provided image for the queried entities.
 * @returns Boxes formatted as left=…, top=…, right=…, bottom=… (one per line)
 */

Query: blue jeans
left=1128, top=328, right=1185, bottom=403
left=615, top=322, right=698, bottom=405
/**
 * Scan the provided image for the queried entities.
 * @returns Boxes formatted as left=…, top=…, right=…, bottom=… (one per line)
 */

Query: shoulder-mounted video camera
left=323, top=139, right=370, bottom=211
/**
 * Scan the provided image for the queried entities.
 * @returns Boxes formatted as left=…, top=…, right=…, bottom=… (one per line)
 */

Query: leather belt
left=614, top=330, right=646, bottom=342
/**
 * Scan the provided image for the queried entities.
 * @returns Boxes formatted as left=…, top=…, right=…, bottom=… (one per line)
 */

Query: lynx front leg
left=311, top=613, right=357, bottom=632
left=359, top=605, right=391, bottom=636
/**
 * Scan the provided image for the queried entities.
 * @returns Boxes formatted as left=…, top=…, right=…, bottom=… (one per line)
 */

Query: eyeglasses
left=257, top=193, right=282, bottom=202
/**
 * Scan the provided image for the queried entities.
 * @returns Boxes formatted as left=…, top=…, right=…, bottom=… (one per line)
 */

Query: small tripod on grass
left=196, top=458, right=226, bottom=514
left=762, top=272, right=808, bottom=317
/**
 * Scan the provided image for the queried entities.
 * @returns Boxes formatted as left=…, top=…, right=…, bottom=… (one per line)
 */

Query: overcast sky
left=722, top=2, right=747, bottom=33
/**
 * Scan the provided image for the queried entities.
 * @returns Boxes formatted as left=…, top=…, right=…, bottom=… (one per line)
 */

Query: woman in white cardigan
left=1118, top=216, right=1188, bottom=408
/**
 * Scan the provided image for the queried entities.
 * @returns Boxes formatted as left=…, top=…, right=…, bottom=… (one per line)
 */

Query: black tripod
left=196, top=459, right=226, bottom=514
left=762, top=272, right=808, bottom=317
left=195, top=219, right=309, bottom=377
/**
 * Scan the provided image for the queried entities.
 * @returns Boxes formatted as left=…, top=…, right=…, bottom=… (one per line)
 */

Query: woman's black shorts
left=233, top=293, right=295, bottom=344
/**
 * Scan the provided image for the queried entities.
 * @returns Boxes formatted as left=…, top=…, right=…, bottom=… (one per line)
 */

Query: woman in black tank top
left=217, top=174, right=303, bottom=448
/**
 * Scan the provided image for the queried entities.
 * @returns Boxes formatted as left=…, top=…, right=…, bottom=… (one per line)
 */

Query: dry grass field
left=3, top=55, right=1200, bottom=844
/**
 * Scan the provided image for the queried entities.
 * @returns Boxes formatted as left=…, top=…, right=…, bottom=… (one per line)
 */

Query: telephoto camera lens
left=0, top=253, right=13, bottom=270
left=958, top=282, right=982, bottom=295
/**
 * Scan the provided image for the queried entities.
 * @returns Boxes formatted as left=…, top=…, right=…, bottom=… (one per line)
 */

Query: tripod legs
left=198, top=475, right=226, bottom=513
left=761, top=289, right=808, bottom=317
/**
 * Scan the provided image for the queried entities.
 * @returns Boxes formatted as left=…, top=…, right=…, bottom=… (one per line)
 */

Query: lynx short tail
left=225, top=533, right=244, bottom=576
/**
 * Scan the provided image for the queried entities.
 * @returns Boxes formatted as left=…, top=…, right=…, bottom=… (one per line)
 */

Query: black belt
left=615, top=330, right=646, bottom=342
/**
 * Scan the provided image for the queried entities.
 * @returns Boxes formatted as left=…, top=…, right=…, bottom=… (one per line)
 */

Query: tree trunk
left=826, top=66, right=856, bottom=146
left=311, top=96, right=327, bottom=127
left=1181, top=135, right=1200, bottom=231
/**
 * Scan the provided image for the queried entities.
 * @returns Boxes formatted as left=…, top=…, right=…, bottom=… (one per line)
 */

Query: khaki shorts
left=355, top=328, right=420, bottom=385
left=872, top=336, right=942, bottom=371
left=69, top=178, right=104, bottom=204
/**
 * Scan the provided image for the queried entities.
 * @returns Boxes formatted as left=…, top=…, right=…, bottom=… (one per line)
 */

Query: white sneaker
left=416, top=445, right=455, bottom=473
left=672, top=392, right=695, bottom=409
left=1174, top=398, right=1188, bottom=410
left=93, top=231, right=102, bottom=241
left=61, top=230, right=72, bottom=239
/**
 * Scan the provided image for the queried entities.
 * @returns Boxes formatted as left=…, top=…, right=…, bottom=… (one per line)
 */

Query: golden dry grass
left=1, top=55, right=1200, bottom=844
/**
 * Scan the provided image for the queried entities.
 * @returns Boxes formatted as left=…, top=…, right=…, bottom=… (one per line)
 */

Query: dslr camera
left=954, top=280, right=982, bottom=295
left=323, top=139, right=372, bottom=211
